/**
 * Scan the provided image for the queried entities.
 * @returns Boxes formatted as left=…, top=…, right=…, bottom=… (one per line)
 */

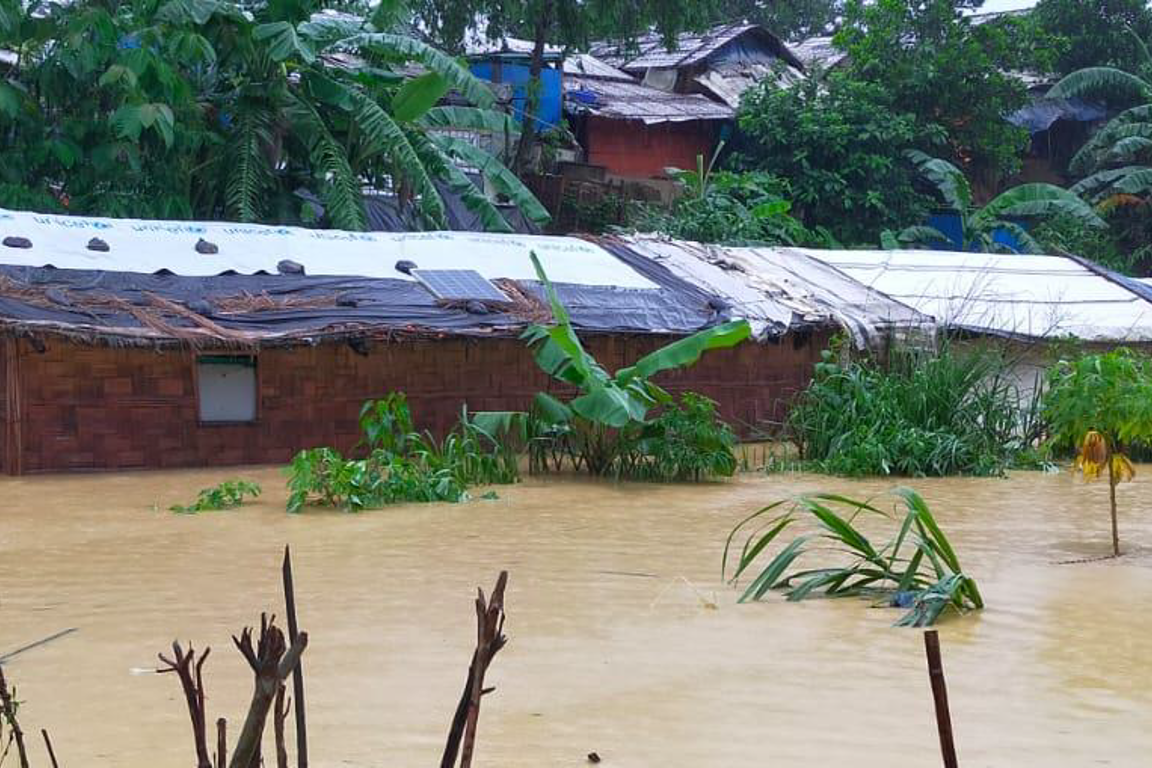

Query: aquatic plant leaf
left=801, top=498, right=878, bottom=559
left=721, top=499, right=793, bottom=581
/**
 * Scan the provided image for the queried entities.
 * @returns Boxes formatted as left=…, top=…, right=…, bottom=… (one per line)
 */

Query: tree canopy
left=1031, top=0, right=1152, bottom=76
left=0, top=0, right=548, bottom=231
left=834, top=0, right=1030, bottom=182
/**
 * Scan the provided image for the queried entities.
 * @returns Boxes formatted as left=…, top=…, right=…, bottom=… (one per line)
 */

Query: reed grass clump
left=788, top=343, right=1043, bottom=477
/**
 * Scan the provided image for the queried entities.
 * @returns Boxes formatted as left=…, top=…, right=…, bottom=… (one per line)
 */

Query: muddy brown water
left=1, top=467, right=1150, bottom=767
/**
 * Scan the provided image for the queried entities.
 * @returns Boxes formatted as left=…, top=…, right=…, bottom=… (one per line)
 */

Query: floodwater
left=1, top=467, right=1150, bottom=767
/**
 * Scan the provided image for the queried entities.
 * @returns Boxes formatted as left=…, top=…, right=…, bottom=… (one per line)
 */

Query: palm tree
left=883, top=150, right=1104, bottom=253
left=0, top=0, right=548, bottom=232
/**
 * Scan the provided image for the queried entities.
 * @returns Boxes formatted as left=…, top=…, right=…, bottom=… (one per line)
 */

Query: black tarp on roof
left=0, top=259, right=723, bottom=347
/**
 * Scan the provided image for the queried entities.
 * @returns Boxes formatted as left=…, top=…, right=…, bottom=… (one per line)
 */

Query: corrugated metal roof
left=564, top=74, right=734, bottom=124
left=589, top=23, right=802, bottom=72
left=562, top=54, right=634, bottom=81
left=692, top=63, right=802, bottom=108
left=798, top=248, right=1152, bottom=342
left=789, top=36, right=847, bottom=69
left=0, top=208, right=656, bottom=288
left=464, top=35, right=563, bottom=59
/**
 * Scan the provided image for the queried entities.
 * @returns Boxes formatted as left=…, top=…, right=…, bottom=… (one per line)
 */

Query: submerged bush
left=615, top=393, right=738, bottom=481
left=788, top=343, right=1042, bottom=477
left=723, top=488, right=984, bottom=627
left=170, top=480, right=262, bottom=513
left=286, top=394, right=519, bottom=512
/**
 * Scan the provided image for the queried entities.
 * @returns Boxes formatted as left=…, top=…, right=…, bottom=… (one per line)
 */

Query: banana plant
left=882, top=150, right=1105, bottom=253
left=520, top=252, right=750, bottom=474
left=0, top=0, right=548, bottom=232
left=1045, top=27, right=1152, bottom=203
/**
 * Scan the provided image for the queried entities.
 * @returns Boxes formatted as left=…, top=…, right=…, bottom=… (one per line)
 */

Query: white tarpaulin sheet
left=620, top=237, right=793, bottom=337
left=619, top=236, right=934, bottom=346
left=800, top=248, right=1152, bottom=342
left=0, top=209, right=657, bottom=289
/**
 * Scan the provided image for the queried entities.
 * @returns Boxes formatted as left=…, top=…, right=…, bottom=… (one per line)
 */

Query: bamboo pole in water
left=923, top=630, right=959, bottom=768
left=41, top=729, right=60, bottom=768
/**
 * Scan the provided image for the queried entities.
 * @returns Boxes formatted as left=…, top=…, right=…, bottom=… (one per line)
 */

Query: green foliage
left=286, top=394, right=519, bottom=512
left=723, top=488, right=983, bottom=627
left=887, top=151, right=1104, bottom=253
left=170, top=480, right=262, bottom=513
left=789, top=344, right=1043, bottom=477
left=615, top=393, right=738, bottom=481
left=0, top=0, right=546, bottom=231
left=714, top=0, right=842, bottom=40
left=1032, top=0, right=1152, bottom=76
left=517, top=251, right=748, bottom=477
left=732, top=71, right=931, bottom=245
left=1043, top=349, right=1152, bottom=555
left=1043, top=349, right=1152, bottom=451
left=1032, top=213, right=1151, bottom=275
left=633, top=165, right=825, bottom=246
left=1045, top=32, right=1152, bottom=276
left=834, top=0, right=1030, bottom=181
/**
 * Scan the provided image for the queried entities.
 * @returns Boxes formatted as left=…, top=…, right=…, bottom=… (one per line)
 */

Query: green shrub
left=631, top=170, right=823, bottom=246
left=286, top=395, right=519, bottom=512
left=615, top=393, right=738, bottom=481
left=1043, top=348, right=1152, bottom=555
left=170, top=480, right=262, bottom=513
left=723, top=488, right=984, bottom=627
left=788, top=343, right=1042, bottom=477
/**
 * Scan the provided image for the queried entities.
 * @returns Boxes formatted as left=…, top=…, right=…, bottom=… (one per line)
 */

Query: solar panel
left=412, top=269, right=509, bottom=302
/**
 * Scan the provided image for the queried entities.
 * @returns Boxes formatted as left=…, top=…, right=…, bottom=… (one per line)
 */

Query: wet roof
left=0, top=209, right=725, bottom=346
left=588, top=23, right=803, bottom=72
left=0, top=209, right=651, bottom=287
left=789, top=36, right=847, bottom=70
left=799, top=248, right=1152, bottom=342
left=562, top=54, right=634, bottom=81
left=618, top=236, right=933, bottom=346
left=563, top=71, right=735, bottom=124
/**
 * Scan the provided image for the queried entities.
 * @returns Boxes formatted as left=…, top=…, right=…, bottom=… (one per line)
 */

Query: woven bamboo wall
left=0, top=338, right=8, bottom=474
left=5, top=329, right=830, bottom=474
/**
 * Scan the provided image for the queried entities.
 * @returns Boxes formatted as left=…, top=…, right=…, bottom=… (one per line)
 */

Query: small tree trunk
left=0, top=666, right=30, bottom=768
left=513, top=0, right=554, bottom=174
left=1108, top=449, right=1120, bottom=557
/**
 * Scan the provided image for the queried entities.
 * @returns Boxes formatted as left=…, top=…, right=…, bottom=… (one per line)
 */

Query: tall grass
left=788, top=342, right=1045, bottom=477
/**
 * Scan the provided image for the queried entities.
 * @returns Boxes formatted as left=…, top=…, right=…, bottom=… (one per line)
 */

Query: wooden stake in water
left=923, top=630, right=959, bottom=768
left=282, top=545, right=308, bottom=768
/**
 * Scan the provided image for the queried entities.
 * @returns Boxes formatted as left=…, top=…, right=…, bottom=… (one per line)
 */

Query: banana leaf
left=905, top=149, right=972, bottom=212
left=616, top=320, right=751, bottom=383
